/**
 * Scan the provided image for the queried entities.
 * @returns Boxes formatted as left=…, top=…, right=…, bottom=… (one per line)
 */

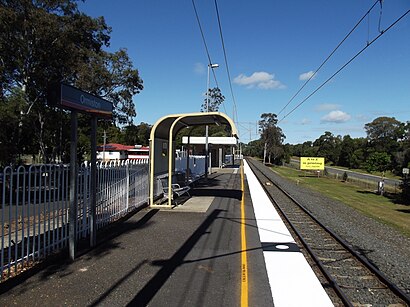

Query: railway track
left=246, top=158, right=410, bottom=306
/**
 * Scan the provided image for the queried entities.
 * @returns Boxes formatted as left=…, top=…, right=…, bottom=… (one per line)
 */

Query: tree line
left=243, top=115, right=410, bottom=202
left=244, top=115, right=410, bottom=174
left=286, top=116, right=410, bottom=175
left=0, top=0, right=144, bottom=166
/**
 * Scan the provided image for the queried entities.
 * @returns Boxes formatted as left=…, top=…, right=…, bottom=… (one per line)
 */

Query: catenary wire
left=279, top=8, right=410, bottom=123
left=214, top=0, right=239, bottom=123
left=191, top=0, right=220, bottom=90
left=277, top=0, right=381, bottom=117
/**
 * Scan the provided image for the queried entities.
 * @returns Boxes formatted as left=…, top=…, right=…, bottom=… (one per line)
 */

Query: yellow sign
left=300, top=157, right=325, bottom=170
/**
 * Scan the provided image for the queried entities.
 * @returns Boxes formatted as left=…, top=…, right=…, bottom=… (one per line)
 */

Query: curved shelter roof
left=151, top=112, right=238, bottom=140
left=149, top=112, right=238, bottom=207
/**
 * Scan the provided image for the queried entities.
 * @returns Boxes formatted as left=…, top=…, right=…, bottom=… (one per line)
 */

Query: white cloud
left=233, top=71, right=285, bottom=89
left=299, top=70, right=316, bottom=81
left=315, top=103, right=341, bottom=112
left=194, top=62, right=205, bottom=75
left=301, top=118, right=311, bottom=125
left=321, top=110, right=351, bottom=123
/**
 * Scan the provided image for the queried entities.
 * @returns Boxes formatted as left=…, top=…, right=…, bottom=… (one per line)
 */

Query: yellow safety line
left=240, top=161, right=248, bottom=307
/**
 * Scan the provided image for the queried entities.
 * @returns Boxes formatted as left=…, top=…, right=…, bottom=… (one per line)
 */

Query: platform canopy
left=182, top=136, right=237, bottom=145
left=149, top=112, right=238, bottom=207
left=151, top=112, right=238, bottom=139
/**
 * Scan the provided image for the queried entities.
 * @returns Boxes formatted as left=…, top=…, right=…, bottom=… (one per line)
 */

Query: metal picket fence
left=0, top=160, right=151, bottom=281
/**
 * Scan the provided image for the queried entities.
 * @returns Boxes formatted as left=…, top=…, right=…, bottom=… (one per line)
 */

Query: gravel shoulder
left=262, top=162, right=410, bottom=295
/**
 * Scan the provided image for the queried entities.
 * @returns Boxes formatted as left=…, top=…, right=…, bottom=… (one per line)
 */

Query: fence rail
left=0, top=156, right=205, bottom=282
left=0, top=161, right=151, bottom=281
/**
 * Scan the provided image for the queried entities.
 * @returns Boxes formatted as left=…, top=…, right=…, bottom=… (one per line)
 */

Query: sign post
left=48, top=83, right=112, bottom=260
left=69, top=111, right=78, bottom=260
left=90, top=117, right=97, bottom=247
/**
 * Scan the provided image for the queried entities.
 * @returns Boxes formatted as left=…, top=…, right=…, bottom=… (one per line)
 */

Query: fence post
left=126, top=164, right=130, bottom=211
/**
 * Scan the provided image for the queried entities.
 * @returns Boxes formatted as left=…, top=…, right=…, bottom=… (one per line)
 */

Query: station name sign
left=300, top=157, right=325, bottom=170
left=48, top=83, right=113, bottom=117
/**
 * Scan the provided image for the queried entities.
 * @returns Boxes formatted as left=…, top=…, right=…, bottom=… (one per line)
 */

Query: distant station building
left=127, top=145, right=150, bottom=160
left=96, top=143, right=149, bottom=161
left=182, top=136, right=237, bottom=168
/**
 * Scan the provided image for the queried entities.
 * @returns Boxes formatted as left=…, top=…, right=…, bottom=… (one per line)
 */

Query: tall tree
left=313, top=131, right=342, bottom=165
left=201, top=87, right=225, bottom=112
left=0, top=0, right=143, bottom=164
left=338, top=135, right=355, bottom=167
left=365, top=117, right=405, bottom=153
left=0, top=0, right=110, bottom=102
left=291, top=141, right=317, bottom=157
left=365, top=152, right=391, bottom=173
left=365, top=117, right=405, bottom=171
left=258, top=113, right=285, bottom=164
left=0, top=0, right=110, bottom=162
left=121, top=122, right=151, bottom=146
left=242, top=139, right=263, bottom=158
left=75, top=49, right=143, bottom=125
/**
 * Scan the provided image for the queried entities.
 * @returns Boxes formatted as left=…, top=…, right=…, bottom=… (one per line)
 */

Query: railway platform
left=0, top=161, right=332, bottom=306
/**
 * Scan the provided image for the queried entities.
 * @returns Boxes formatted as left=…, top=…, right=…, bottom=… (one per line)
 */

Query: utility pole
left=205, top=63, right=219, bottom=179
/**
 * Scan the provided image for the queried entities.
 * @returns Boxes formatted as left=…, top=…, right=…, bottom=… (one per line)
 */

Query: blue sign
left=48, top=83, right=113, bottom=117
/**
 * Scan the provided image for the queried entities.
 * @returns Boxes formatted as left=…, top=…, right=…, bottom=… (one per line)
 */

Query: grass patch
left=290, top=156, right=401, bottom=180
left=271, top=165, right=410, bottom=237
left=327, top=165, right=400, bottom=180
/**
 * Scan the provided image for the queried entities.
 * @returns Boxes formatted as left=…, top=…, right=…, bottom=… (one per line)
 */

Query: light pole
left=205, top=63, right=219, bottom=180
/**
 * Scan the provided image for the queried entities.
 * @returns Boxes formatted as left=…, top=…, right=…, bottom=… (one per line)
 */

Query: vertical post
left=204, top=63, right=219, bottom=179
left=90, top=116, right=97, bottom=247
left=205, top=64, right=211, bottom=180
left=219, top=147, right=223, bottom=168
left=263, top=142, right=267, bottom=165
left=69, top=111, right=78, bottom=260
left=185, top=136, right=190, bottom=185
left=102, top=130, right=107, bottom=162
left=209, top=150, right=212, bottom=173
left=205, top=125, right=209, bottom=179
left=126, top=163, right=130, bottom=211
left=149, top=139, right=154, bottom=206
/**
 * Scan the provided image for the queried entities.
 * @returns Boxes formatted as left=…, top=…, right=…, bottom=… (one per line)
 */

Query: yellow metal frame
left=149, top=112, right=238, bottom=208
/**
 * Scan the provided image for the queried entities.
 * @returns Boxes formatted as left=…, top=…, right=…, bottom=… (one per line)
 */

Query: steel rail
left=246, top=158, right=352, bottom=306
left=246, top=158, right=410, bottom=306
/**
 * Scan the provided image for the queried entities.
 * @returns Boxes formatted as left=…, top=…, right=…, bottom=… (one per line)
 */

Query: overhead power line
left=214, top=0, right=239, bottom=123
left=191, top=0, right=219, bottom=89
left=277, top=0, right=381, bottom=117
left=279, top=8, right=410, bottom=123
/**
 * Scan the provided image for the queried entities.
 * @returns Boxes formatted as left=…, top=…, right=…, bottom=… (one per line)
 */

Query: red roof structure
left=96, top=143, right=135, bottom=151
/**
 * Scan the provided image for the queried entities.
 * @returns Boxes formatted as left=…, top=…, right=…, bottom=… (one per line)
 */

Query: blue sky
left=79, top=0, right=410, bottom=144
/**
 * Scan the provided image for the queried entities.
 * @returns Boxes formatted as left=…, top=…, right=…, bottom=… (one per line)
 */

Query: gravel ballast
left=255, top=160, right=410, bottom=295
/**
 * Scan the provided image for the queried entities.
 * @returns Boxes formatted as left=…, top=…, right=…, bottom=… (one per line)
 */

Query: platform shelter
left=149, top=112, right=238, bottom=207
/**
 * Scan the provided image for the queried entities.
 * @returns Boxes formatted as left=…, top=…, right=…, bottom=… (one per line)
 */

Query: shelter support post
left=185, top=136, right=190, bottom=185
left=148, top=112, right=239, bottom=208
